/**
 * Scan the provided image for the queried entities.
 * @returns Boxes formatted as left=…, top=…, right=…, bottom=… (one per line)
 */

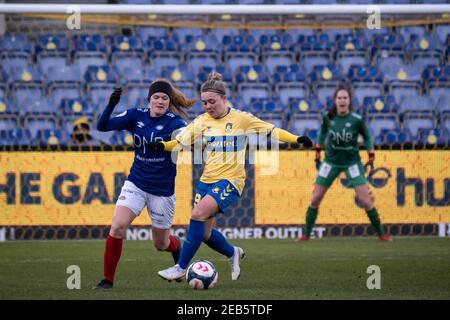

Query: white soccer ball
left=186, top=260, right=218, bottom=290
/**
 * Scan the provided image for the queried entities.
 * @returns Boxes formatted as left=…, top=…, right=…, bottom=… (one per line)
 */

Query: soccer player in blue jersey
left=299, top=86, right=391, bottom=241
left=93, top=80, right=195, bottom=289
left=153, top=72, right=313, bottom=282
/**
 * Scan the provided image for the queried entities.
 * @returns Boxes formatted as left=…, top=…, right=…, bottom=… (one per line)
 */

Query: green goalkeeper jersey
left=318, top=112, right=373, bottom=166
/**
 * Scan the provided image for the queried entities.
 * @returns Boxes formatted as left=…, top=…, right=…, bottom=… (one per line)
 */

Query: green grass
left=0, top=238, right=449, bottom=300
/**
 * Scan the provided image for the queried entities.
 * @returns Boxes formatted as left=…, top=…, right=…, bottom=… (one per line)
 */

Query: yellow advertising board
left=255, top=150, right=450, bottom=224
left=0, top=152, right=192, bottom=226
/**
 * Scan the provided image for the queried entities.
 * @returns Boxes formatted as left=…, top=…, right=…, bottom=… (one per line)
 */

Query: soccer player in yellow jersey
left=155, top=72, right=313, bottom=281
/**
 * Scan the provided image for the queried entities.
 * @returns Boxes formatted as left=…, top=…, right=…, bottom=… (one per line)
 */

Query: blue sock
left=204, top=229, right=234, bottom=258
left=178, top=219, right=204, bottom=269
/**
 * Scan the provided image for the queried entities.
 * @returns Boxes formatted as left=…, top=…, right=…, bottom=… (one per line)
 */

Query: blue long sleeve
left=97, top=106, right=131, bottom=132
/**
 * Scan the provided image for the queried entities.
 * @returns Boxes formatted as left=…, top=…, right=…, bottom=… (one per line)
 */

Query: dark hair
left=200, top=72, right=227, bottom=96
left=327, top=86, right=353, bottom=119
left=148, top=78, right=195, bottom=118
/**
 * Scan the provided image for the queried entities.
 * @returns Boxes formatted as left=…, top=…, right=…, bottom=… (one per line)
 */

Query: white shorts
left=116, top=180, right=175, bottom=229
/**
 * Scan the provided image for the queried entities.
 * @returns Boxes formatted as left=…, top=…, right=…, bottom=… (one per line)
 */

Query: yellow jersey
left=176, top=108, right=274, bottom=194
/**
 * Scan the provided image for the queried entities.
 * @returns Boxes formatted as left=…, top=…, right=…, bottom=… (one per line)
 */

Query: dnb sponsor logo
left=126, top=226, right=326, bottom=240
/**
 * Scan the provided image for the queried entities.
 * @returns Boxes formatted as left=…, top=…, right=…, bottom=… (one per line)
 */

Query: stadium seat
left=362, top=95, right=400, bottom=116
left=237, top=83, right=271, bottom=105
left=136, top=26, right=168, bottom=43
left=24, top=113, right=59, bottom=139
left=411, top=51, right=442, bottom=72
left=275, top=82, right=310, bottom=106
left=399, top=95, right=436, bottom=115
left=36, top=34, right=69, bottom=54
left=261, top=51, right=295, bottom=75
left=0, top=34, right=33, bottom=53
left=434, top=24, right=450, bottom=44
left=336, top=51, right=368, bottom=75
left=86, top=83, right=117, bottom=108
left=375, top=128, right=413, bottom=145
left=60, top=98, right=95, bottom=117
left=0, top=52, right=32, bottom=74
left=160, top=65, right=195, bottom=83
left=48, top=83, right=82, bottom=109
left=417, top=128, right=450, bottom=145
left=111, top=35, right=144, bottom=53
left=389, top=82, right=422, bottom=105
left=248, top=97, right=286, bottom=114
left=403, top=113, right=436, bottom=138
left=234, top=65, right=270, bottom=84
left=184, top=35, right=220, bottom=53
left=397, top=25, right=427, bottom=43
left=224, top=52, right=258, bottom=75
left=288, top=97, right=324, bottom=115
left=299, top=51, right=332, bottom=74
left=12, top=83, right=46, bottom=110
left=172, top=27, right=205, bottom=45
left=84, top=65, right=118, bottom=84
left=353, top=82, right=384, bottom=105
left=187, top=52, right=220, bottom=75
left=289, top=113, right=322, bottom=136
left=37, top=51, right=68, bottom=75
left=111, top=52, right=144, bottom=78
left=73, top=33, right=108, bottom=53
left=272, top=64, right=307, bottom=83
left=46, top=65, right=82, bottom=85
left=148, top=51, right=182, bottom=75
left=367, top=114, right=399, bottom=139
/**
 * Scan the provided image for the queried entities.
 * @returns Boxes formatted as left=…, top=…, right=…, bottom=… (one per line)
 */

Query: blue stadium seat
left=309, top=64, right=344, bottom=83
left=417, top=128, right=450, bottom=145
left=411, top=52, right=442, bottom=73
left=148, top=51, right=182, bottom=74
left=24, top=113, right=59, bottom=139
left=389, top=82, right=422, bottom=105
left=109, top=130, right=134, bottom=146
left=0, top=128, right=32, bottom=147
left=336, top=51, right=368, bottom=75
left=348, top=65, right=383, bottom=83
left=37, top=51, right=68, bottom=75
left=48, top=82, right=82, bottom=110
left=118, top=67, right=146, bottom=84
left=59, top=98, right=95, bottom=117
left=0, top=52, right=32, bottom=74
left=84, top=65, right=118, bottom=84
left=111, top=52, right=144, bottom=78
left=362, top=95, right=400, bottom=116
left=0, top=98, right=19, bottom=115
left=367, top=114, right=399, bottom=139
left=46, top=65, right=82, bottom=85
left=187, top=52, right=220, bottom=75
left=335, top=34, right=371, bottom=51
left=272, top=64, right=307, bottom=83
left=184, top=35, right=220, bottom=53
left=315, top=81, right=345, bottom=107
left=224, top=52, right=258, bottom=75
left=35, top=128, right=67, bottom=146
left=10, top=66, right=43, bottom=84
left=262, top=51, right=294, bottom=75
left=0, top=114, right=20, bottom=131
left=172, top=28, right=205, bottom=45
left=299, top=51, right=332, bottom=74
left=136, top=26, right=168, bottom=43
left=73, top=51, right=108, bottom=77
left=275, top=82, right=310, bottom=106
left=197, top=65, right=233, bottom=85
left=260, top=33, right=294, bottom=53
left=147, top=36, right=179, bottom=54
left=353, top=82, right=384, bottom=106
left=434, top=24, right=450, bottom=44
left=403, top=113, right=436, bottom=138
left=254, top=111, right=287, bottom=132
left=36, top=34, right=69, bottom=54
left=87, top=83, right=117, bottom=108
left=248, top=97, right=286, bottom=114
left=430, top=86, right=450, bottom=109
left=12, top=83, right=45, bottom=110
left=289, top=97, right=324, bottom=115
left=160, top=65, right=195, bottom=83
left=111, top=35, right=144, bottom=53
left=289, top=113, right=321, bottom=136
left=222, top=33, right=259, bottom=53
left=20, top=96, right=56, bottom=116
left=72, top=33, right=108, bottom=53
left=397, top=26, right=427, bottom=43
left=298, top=34, right=333, bottom=52
left=321, top=28, right=353, bottom=42
left=443, top=114, right=450, bottom=133
left=375, top=129, right=413, bottom=145
left=209, top=28, right=241, bottom=45
left=406, top=34, right=442, bottom=54
left=126, top=83, right=149, bottom=108
left=234, top=65, right=270, bottom=84
left=383, top=65, right=422, bottom=84
left=0, top=34, right=33, bottom=54
left=237, top=83, right=271, bottom=105
left=399, top=95, right=436, bottom=115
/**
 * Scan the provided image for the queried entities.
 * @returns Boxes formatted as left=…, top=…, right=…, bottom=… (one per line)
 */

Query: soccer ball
left=186, top=260, right=218, bottom=290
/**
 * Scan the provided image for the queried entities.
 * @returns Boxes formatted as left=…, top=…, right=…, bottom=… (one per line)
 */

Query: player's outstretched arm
left=97, top=88, right=130, bottom=132
left=271, top=128, right=313, bottom=148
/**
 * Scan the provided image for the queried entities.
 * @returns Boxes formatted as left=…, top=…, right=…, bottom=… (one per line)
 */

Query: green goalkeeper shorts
left=315, top=161, right=367, bottom=188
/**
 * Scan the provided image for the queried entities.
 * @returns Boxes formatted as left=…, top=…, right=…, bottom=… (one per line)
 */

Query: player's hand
left=147, top=141, right=165, bottom=152
left=108, top=87, right=122, bottom=110
left=297, top=136, right=313, bottom=148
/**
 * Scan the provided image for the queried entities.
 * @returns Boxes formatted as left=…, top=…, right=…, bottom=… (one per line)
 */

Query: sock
left=366, top=207, right=384, bottom=236
left=204, top=228, right=234, bottom=258
left=165, top=234, right=180, bottom=253
left=178, top=219, right=204, bottom=269
left=104, top=234, right=123, bottom=283
left=304, top=206, right=318, bottom=237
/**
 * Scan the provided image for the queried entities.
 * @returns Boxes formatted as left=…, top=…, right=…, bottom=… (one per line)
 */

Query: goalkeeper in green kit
left=299, top=86, right=391, bottom=241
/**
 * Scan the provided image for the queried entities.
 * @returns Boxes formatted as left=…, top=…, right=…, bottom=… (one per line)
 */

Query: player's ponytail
left=200, top=72, right=227, bottom=96
left=149, top=78, right=195, bottom=118
left=327, top=85, right=353, bottom=120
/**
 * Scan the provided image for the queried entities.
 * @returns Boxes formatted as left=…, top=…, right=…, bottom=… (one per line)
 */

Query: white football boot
left=158, top=264, right=186, bottom=282
left=228, top=246, right=245, bottom=281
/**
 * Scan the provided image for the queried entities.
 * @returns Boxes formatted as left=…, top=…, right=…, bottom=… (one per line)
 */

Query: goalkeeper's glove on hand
left=314, top=144, right=321, bottom=170
left=108, top=87, right=122, bottom=110
left=297, top=136, right=313, bottom=148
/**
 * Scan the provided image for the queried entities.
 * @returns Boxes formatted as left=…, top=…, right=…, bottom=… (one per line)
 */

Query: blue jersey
left=97, top=107, right=187, bottom=196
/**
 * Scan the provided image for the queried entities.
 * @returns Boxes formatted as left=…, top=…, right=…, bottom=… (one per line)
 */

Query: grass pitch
left=0, top=238, right=449, bottom=300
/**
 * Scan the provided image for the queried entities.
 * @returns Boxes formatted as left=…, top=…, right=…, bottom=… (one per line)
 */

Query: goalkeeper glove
left=297, top=136, right=313, bottom=148
left=365, top=150, right=375, bottom=170
left=314, top=144, right=321, bottom=170
left=108, top=87, right=122, bottom=110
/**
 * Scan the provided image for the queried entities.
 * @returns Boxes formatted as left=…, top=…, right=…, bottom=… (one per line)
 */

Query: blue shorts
left=194, top=179, right=240, bottom=213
